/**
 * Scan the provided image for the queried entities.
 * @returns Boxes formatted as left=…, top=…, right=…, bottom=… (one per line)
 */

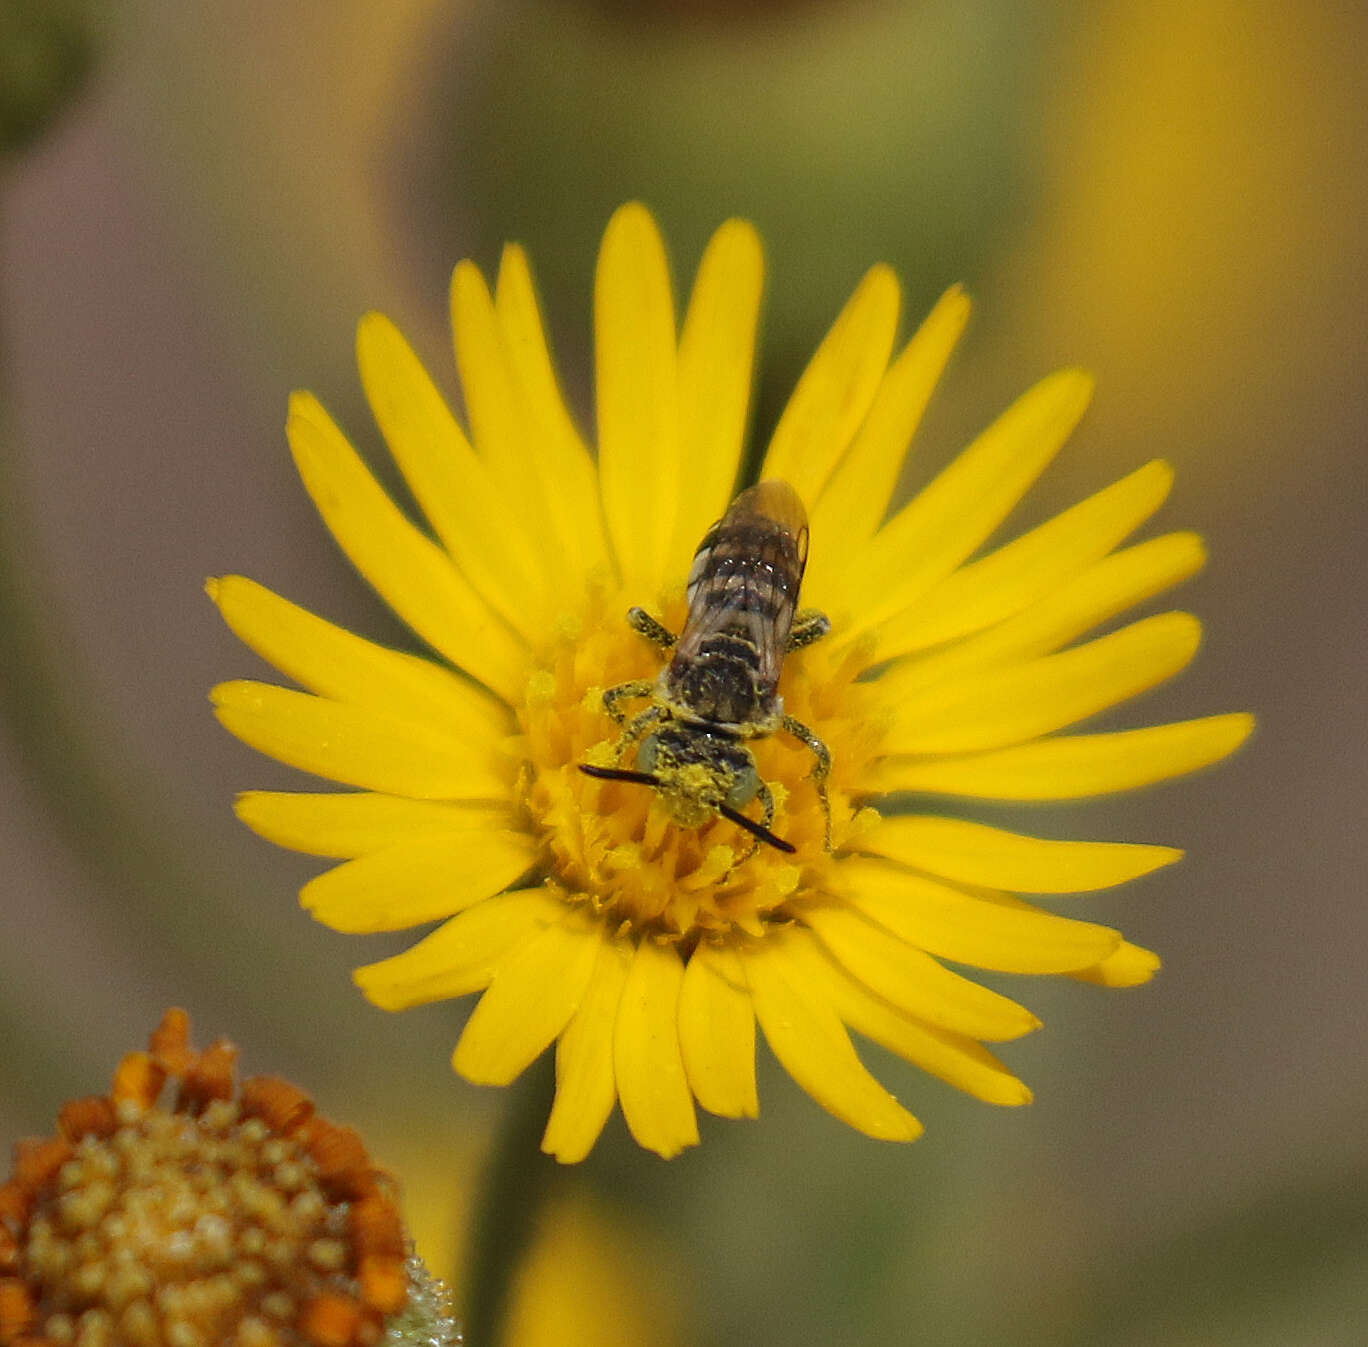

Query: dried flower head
left=0, top=1010, right=408, bottom=1347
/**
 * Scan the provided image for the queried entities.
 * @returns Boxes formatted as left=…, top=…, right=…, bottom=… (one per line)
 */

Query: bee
left=580, top=479, right=832, bottom=854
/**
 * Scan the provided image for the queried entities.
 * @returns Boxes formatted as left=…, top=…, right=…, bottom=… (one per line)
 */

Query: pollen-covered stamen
left=520, top=594, right=885, bottom=940
left=0, top=1011, right=408, bottom=1347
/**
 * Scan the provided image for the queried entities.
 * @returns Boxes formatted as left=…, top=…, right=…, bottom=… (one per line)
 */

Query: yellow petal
left=1069, top=940, right=1162, bottom=987
left=830, top=858, right=1120, bottom=973
left=300, top=829, right=537, bottom=932
left=452, top=260, right=606, bottom=611
left=668, top=218, right=764, bottom=565
left=871, top=459, right=1174, bottom=658
left=983, top=891, right=1163, bottom=989
left=761, top=264, right=901, bottom=506
left=743, top=928, right=922, bottom=1142
left=805, top=285, right=971, bottom=597
left=853, top=1013, right=1030, bottom=1107
left=234, top=791, right=511, bottom=858
left=542, top=932, right=633, bottom=1164
left=286, top=392, right=526, bottom=702
left=595, top=203, right=680, bottom=597
left=855, top=815, right=1181, bottom=893
left=882, top=612, right=1203, bottom=754
left=800, top=902, right=1039, bottom=1042
left=868, top=713, right=1256, bottom=799
left=813, top=950, right=1033, bottom=1106
left=453, top=914, right=601, bottom=1086
left=211, top=680, right=508, bottom=799
left=831, top=368, right=1094, bottom=640
left=354, top=888, right=562, bottom=1010
left=677, top=942, right=758, bottom=1119
left=450, top=261, right=542, bottom=489
left=879, top=531, right=1208, bottom=696
left=208, top=575, right=508, bottom=739
left=613, top=939, right=699, bottom=1159
left=357, top=312, right=550, bottom=639
left=494, top=243, right=611, bottom=582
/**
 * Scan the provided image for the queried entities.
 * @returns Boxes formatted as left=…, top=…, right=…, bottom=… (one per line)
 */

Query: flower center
left=0, top=1013, right=409, bottom=1347
left=518, top=590, right=885, bottom=942
left=19, top=1102, right=347, bottom=1347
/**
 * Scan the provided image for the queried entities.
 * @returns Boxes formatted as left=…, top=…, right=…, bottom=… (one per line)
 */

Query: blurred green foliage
left=0, top=0, right=94, bottom=154
left=432, top=0, right=1049, bottom=439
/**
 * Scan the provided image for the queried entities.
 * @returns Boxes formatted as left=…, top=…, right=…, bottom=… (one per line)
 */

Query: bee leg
left=716, top=776, right=771, bottom=875
left=788, top=609, right=831, bottom=651
left=602, top=679, right=656, bottom=725
left=780, top=715, right=832, bottom=849
left=751, top=780, right=779, bottom=862
left=757, top=780, right=776, bottom=828
left=617, top=704, right=666, bottom=757
left=723, top=781, right=775, bottom=869
left=627, top=606, right=677, bottom=649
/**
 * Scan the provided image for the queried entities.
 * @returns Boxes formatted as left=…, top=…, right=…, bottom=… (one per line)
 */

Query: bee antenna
left=579, top=764, right=662, bottom=788
left=581, top=766, right=796, bottom=854
left=716, top=803, right=797, bottom=854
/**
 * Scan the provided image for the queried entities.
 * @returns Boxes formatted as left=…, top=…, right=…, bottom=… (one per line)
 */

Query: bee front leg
left=780, top=714, right=832, bottom=849
left=755, top=779, right=779, bottom=842
left=602, top=679, right=656, bottom=725
left=788, top=609, right=831, bottom=651
left=727, top=780, right=777, bottom=868
left=627, top=607, right=677, bottom=649
left=599, top=684, right=666, bottom=769
left=616, top=704, right=667, bottom=761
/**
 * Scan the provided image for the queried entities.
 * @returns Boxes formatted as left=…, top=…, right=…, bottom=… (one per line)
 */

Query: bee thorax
left=665, top=638, right=774, bottom=726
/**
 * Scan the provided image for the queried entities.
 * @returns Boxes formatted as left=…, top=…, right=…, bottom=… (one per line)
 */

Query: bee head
left=579, top=727, right=793, bottom=853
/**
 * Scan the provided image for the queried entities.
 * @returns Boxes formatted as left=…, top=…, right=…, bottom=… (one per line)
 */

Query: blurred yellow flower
left=503, top=1189, right=685, bottom=1347
left=211, top=203, right=1251, bottom=1160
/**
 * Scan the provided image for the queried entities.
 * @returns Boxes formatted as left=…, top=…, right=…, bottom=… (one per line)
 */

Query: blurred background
left=2, top=1, right=1365, bottom=1343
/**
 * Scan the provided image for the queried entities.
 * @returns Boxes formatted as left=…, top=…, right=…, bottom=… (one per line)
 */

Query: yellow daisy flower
left=210, top=203, right=1252, bottom=1161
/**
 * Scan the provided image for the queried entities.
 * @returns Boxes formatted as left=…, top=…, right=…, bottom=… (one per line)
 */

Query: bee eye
left=638, top=734, right=660, bottom=773
left=726, top=763, right=760, bottom=809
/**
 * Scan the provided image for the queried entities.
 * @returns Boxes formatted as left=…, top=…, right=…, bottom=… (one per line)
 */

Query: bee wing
left=677, top=480, right=809, bottom=693
left=725, top=480, right=810, bottom=565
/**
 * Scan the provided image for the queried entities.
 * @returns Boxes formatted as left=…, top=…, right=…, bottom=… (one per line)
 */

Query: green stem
left=460, top=1051, right=561, bottom=1347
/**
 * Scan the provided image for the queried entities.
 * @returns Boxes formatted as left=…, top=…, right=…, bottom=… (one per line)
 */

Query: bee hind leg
left=780, top=714, right=832, bottom=849
left=627, top=607, right=677, bottom=649
left=788, top=609, right=831, bottom=650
